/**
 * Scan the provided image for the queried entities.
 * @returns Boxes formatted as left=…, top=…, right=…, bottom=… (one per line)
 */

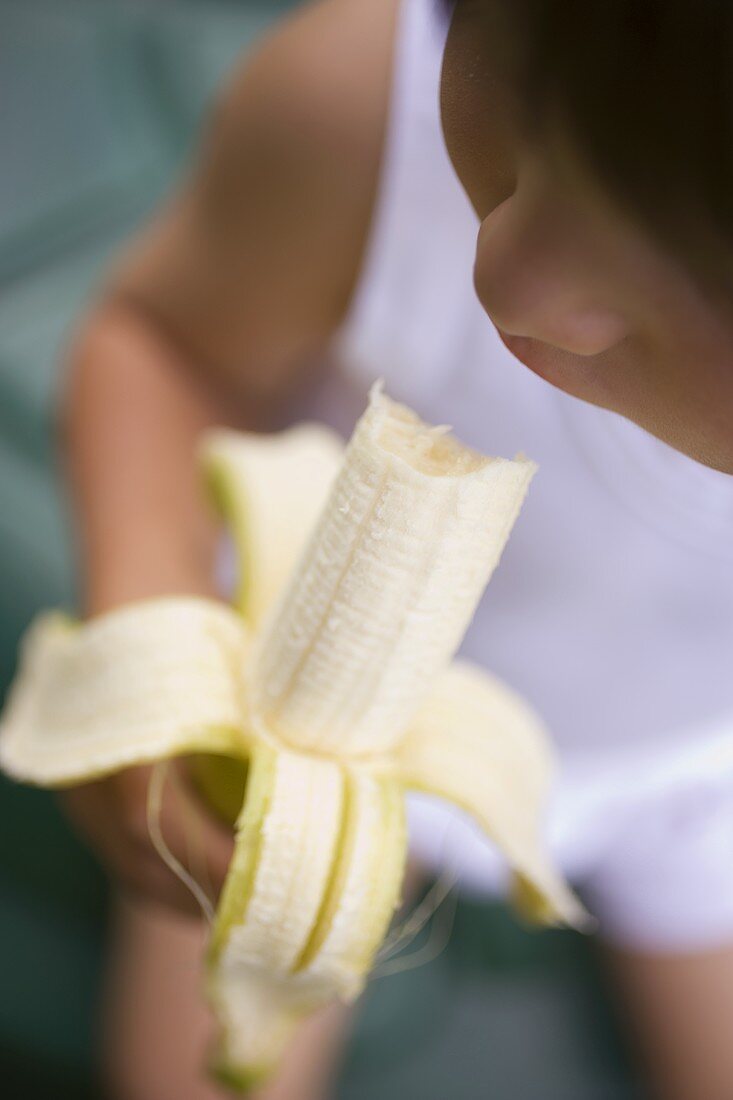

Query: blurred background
left=0, top=1, right=640, bottom=1096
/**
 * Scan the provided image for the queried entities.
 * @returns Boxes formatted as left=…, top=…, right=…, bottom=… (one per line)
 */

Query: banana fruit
left=0, top=383, right=585, bottom=1087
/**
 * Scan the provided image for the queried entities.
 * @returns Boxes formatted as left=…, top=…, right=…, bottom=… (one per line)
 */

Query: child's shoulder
left=109, top=0, right=401, bottom=401
left=210, top=0, right=397, bottom=189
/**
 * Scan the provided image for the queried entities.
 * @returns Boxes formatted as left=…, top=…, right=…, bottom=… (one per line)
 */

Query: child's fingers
left=60, top=763, right=235, bottom=917
left=156, top=762, right=236, bottom=904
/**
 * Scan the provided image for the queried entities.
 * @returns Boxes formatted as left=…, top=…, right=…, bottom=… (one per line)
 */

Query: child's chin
left=496, top=329, right=570, bottom=387
left=495, top=327, right=622, bottom=416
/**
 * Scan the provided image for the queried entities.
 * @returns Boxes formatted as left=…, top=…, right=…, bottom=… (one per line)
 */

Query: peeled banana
left=0, top=383, right=585, bottom=1087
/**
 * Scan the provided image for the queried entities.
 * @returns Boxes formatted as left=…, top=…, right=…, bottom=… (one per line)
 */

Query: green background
left=0, top=1, right=641, bottom=1095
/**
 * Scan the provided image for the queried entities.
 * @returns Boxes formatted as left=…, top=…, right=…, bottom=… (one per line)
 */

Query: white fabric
left=291, top=0, right=733, bottom=950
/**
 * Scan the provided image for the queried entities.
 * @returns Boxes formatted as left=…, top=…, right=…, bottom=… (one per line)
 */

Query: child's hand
left=61, top=763, right=234, bottom=916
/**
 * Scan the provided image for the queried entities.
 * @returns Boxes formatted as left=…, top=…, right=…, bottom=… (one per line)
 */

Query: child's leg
left=102, top=895, right=353, bottom=1100
left=608, top=944, right=733, bottom=1100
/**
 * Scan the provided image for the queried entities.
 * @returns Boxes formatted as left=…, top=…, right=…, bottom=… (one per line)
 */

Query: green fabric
left=0, top=777, right=107, bottom=1085
left=0, top=0, right=293, bottom=285
left=0, top=0, right=293, bottom=456
left=342, top=901, right=641, bottom=1100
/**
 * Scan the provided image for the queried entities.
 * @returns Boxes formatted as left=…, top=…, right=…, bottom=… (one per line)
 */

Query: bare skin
left=61, top=0, right=733, bottom=1097
left=608, top=946, right=733, bottom=1100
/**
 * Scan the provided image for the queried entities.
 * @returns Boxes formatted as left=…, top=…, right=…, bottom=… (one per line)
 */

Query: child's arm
left=61, top=0, right=397, bottom=914
left=59, top=4, right=397, bottom=1097
left=103, top=897, right=355, bottom=1100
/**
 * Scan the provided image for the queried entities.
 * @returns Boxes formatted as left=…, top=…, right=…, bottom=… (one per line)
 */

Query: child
left=61, top=0, right=733, bottom=1097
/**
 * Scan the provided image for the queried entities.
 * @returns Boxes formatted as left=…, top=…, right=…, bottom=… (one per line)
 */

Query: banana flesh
left=293, top=769, right=407, bottom=991
left=253, top=386, right=536, bottom=756
left=0, top=384, right=585, bottom=1086
left=210, top=744, right=344, bottom=974
left=208, top=761, right=407, bottom=1087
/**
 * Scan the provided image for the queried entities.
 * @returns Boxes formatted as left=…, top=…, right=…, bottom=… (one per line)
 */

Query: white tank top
left=298, top=0, right=733, bottom=904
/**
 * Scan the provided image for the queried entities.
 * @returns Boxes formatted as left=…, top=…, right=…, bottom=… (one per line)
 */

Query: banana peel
left=0, top=384, right=586, bottom=1085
